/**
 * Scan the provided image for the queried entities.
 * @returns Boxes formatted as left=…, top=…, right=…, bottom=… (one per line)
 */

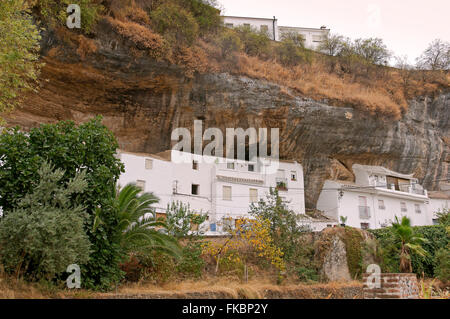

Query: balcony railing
left=359, top=206, right=371, bottom=220
left=276, top=177, right=288, bottom=191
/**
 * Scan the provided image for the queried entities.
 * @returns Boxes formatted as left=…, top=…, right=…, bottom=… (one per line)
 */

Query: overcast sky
left=217, top=0, right=450, bottom=64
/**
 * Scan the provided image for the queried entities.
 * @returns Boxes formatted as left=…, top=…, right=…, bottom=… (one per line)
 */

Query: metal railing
left=359, top=206, right=371, bottom=219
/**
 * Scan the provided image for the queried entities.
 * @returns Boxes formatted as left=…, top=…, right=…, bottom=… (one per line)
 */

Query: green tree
left=352, top=37, right=391, bottom=65
left=0, top=0, right=42, bottom=122
left=165, top=201, right=207, bottom=278
left=150, top=1, right=200, bottom=46
left=280, top=31, right=305, bottom=48
left=392, top=216, right=428, bottom=273
left=249, top=188, right=308, bottom=261
left=275, top=38, right=311, bottom=66
left=0, top=162, right=91, bottom=281
left=0, top=117, right=125, bottom=290
left=29, top=0, right=103, bottom=34
left=94, top=184, right=181, bottom=257
left=435, top=208, right=450, bottom=226
left=235, top=25, right=271, bottom=57
left=165, top=201, right=208, bottom=239
left=217, top=28, right=242, bottom=59
left=318, top=33, right=345, bottom=56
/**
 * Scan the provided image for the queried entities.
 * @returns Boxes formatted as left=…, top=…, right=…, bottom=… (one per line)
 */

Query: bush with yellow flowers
left=202, top=217, right=286, bottom=277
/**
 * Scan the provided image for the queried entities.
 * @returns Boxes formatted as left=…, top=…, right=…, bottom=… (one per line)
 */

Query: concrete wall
left=428, top=198, right=449, bottom=223
left=278, top=26, right=329, bottom=50
left=222, top=16, right=278, bottom=40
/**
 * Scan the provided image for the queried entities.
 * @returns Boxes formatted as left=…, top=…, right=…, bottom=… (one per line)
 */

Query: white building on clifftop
left=222, top=16, right=330, bottom=50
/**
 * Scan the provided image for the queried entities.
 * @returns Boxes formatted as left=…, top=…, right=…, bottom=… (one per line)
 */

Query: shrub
left=280, top=31, right=305, bottom=48
left=434, top=244, right=450, bottom=282
left=32, top=0, right=104, bottom=34
left=107, top=17, right=169, bottom=60
left=235, top=25, right=271, bottom=57
left=249, top=188, right=309, bottom=262
left=180, top=0, right=221, bottom=35
left=177, top=241, right=205, bottom=279
left=217, top=28, right=242, bottom=59
left=0, top=0, right=42, bottom=121
left=296, top=267, right=319, bottom=282
left=370, top=225, right=449, bottom=276
left=275, top=39, right=311, bottom=66
left=0, top=117, right=125, bottom=290
left=150, top=1, right=199, bottom=46
left=0, top=162, right=91, bottom=281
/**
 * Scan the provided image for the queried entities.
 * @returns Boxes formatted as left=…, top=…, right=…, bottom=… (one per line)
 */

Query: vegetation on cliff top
left=3, top=0, right=449, bottom=119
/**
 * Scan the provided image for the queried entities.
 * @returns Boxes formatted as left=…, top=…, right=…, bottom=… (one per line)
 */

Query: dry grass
left=100, top=278, right=363, bottom=299
left=106, top=17, right=169, bottom=60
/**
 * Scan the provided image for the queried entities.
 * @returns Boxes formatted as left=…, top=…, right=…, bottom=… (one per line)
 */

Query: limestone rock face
left=5, top=21, right=449, bottom=208
left=321, top=237, right=352, bottom=282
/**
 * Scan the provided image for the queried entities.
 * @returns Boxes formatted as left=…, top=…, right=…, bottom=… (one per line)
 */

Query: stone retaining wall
left=362, top=273, right=419, bottom=299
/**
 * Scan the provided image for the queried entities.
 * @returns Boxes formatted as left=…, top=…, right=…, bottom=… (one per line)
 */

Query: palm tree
left=94, top=183, right=181, bottom=258
left=391, top=216, right=428, bottom=273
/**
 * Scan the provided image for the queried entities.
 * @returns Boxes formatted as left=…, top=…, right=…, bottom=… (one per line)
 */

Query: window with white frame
left=223, top=186, right=232, bottom=201
left=225, top=23, right=233, bottom=28
left=136, top=180, right=146, bottom=191
left=291, top=171, right=297, bottom=181
left=227, top=162, right=235, bottom=170
left=248, top=164, right=255, bottom=172
left=360, top=223, right=370, bottom=230
left=145, top=159, right=153, bottom=170
left=192, top=160, right=199, bottom=170
left=378, top=199, right=386, bottom=210
left=400, top=202, right=407, bottom=212
left=249, top=188, right=258, bottom=203
left=414, top=204, right=422, bottom=214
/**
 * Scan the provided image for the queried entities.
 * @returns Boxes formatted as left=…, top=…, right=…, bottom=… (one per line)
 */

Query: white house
left=117, top=150, right=306, bottom=234
left=222, top=16, right=330, bottom=50
left=428, top=190, right=450, bottom=225
left=316, top=164, right=432, bottom=230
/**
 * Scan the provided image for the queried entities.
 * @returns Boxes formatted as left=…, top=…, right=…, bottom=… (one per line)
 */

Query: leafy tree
left=0, top=0, right=42, bottom=122
left=217, top=28, right=242, bottom=59
left=275, top=38, right=311, bottom=66
left=318, top=33, right=345, bottom=56
left=180, top=0, right=221, bottom=35
left=434, top=243, right=450, bottom=282
left=352, top=37, right=391, bottom=65
left=235, top=25, right=271, bottom=57
left=0, top=117, right=125, bottom=290
left=150, top=1, right=200, bottom=46
left=416, top=39, right=450, bottom=71
left=28, top=0, right=103, bottom=34
left=280, top=31, right=305, bottom=48
left=391, top=216, right=428, bottom=273
left=0, top=162, right=91, bottom=281
left=165, top=201, right=207, bottom=278
left=435, top=208, right=450, bottom=226
left=165, top=201, right=208, bottom=239
left=94, top=184, right=181, bottom=257
left=248, top=188, right=308, bottom=261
